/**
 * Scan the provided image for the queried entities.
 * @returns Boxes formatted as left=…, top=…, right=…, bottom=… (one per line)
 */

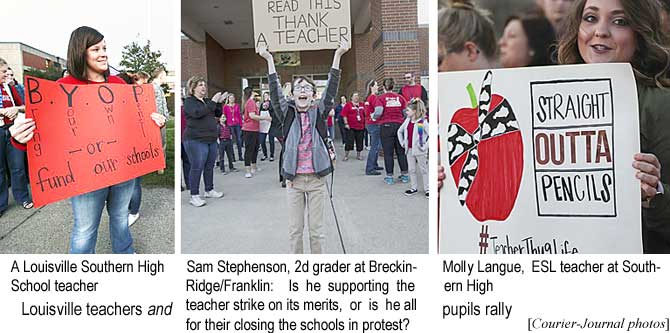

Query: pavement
left=181, top=141, right=429, bottom=254
left=0, top=186, right=174, bottom=254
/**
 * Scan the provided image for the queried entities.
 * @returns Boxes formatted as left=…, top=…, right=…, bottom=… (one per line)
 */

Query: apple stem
left=466, top=83, right=477, bottom=109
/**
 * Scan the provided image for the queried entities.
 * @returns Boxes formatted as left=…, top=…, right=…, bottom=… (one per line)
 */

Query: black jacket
left=183, top=96, right=222, bottom=143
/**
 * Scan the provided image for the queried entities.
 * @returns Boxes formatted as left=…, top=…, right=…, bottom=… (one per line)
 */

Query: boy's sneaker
left=270, top=157, right=274, bottom=162
left=222, top=170, right=229, bottom=175
left=405, top=189, right=418, bottom=196
left=366, top=171, right=381, bottom=176
left=190, top=196, right=206, bottom=207
left=231, top=167, right=239, bottom=172
left=245, top=173, right=252, bottom=178
left=128, top=213, right=140, bottom=226
left=400, top=175, right=410, bottom=183
left=384, top=176, right=394, bottom=185
left=374, top=166, right=384, bottom=171
left=204, top=190, right=224, bottom=198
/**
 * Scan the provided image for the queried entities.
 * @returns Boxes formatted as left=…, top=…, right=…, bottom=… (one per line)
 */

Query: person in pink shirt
left=223, top=94, right=243, bottom=161
left=241, top=87, right=271, bottom=178
left=341, top=92, right=366, bottom=161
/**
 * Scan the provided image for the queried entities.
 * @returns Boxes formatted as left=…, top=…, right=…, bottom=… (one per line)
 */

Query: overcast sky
left=418, top=0, right=428, bottom=25
left=3, top=0, right=177, bottom=70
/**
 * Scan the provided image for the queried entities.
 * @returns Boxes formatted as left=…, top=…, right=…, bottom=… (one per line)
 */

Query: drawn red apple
left=446, top=71, right=523, bottom=222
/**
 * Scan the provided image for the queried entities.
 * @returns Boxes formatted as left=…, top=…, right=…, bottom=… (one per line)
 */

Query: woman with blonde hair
left=183, top=76, right=226, bottom=207
left=398, top=99, right=429, bottom=197
left=438, top=0, right=497, bottom=72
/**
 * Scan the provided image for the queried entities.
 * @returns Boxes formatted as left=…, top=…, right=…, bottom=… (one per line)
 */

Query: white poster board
left=252, top=0, right=351, bottom=52
left=439, top=64, right=642, bottom=254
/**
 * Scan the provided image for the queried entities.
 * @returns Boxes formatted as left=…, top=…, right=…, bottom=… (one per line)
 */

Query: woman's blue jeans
left=365, top=124, right=382, bottom=173
left=129, top=177, right=142, bottom=215
left=229, top=125, right=243, bottom=160
left=0, top=127, right=31, bottom=212
left=69, top=179, right=135, bottom=254
left=183, top=139, right=217, bottom=195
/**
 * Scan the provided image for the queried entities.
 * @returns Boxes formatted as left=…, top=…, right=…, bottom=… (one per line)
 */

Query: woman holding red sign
left=9, top=26, right=166, bottom=254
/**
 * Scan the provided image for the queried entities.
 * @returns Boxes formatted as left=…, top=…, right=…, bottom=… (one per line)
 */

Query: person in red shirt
left=241, top=87, right=271, bottom=178
left=10, top=26, right=166, bottom=254
left=374, top=78, right=409, bottom=185
left=364, top=79, right=384, bottom=175
left=0, top=57, right=32, bottom=216
left=341, top=92, right=366, bottom=161
left=400, top=72, right=428, bottom=107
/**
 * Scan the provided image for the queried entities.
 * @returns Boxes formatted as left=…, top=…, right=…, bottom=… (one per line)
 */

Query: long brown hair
left=365, top=79, right=377, bottom=100
left=557, top=0, right=670, bottom=87
left=66, top=26, right=110, bottom=82
left=241, top=86, right=253, bottom=115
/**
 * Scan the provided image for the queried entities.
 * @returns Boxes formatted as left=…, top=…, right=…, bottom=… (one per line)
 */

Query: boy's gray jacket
left=268, top=67, right=341, bottom=181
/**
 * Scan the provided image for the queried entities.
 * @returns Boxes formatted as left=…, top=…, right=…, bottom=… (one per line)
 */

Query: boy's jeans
left=287, top=174, right=326, bottom=254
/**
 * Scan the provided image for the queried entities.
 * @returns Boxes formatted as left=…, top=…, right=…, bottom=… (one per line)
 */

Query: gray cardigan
left=268, top=68, right=341, bottom=180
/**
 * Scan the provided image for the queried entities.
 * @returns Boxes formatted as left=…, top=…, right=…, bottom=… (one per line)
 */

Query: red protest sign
left=23, top=76, right=165, bottom=207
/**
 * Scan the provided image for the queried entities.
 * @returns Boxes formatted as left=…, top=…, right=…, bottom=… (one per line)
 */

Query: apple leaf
left=466, top=83, right=477, bottom=109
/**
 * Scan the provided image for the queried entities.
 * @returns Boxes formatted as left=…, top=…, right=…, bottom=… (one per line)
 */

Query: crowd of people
left=182, top=72, right=430, bottom=201
left=181, top=39, right=429, bottom=253
left=7, top=26, right=169, bottom=253
left=438, top=0, right=670, bottom=253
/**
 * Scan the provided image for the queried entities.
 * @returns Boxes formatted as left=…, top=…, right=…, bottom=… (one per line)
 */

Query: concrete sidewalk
left=181, top=143, right=428, bottom=254
left=0, top=187, right=174, bottom=254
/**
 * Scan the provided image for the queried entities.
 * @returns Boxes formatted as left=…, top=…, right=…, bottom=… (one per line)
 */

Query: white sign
left=439, top=64, right=642, bottom=254
left=252, top=0, right=351, bottom=52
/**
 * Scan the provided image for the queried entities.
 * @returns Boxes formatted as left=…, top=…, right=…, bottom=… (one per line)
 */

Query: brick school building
left=181, top=0, right=428, bottom=100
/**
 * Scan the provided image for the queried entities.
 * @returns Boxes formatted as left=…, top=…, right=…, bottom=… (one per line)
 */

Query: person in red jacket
left=9, top=26, right=166, bottom=254
left=374, top=78, right=409, bottom=185
left=0, top=57, right=32, bottom=216
left=341, top=92, right=366, bottom=161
